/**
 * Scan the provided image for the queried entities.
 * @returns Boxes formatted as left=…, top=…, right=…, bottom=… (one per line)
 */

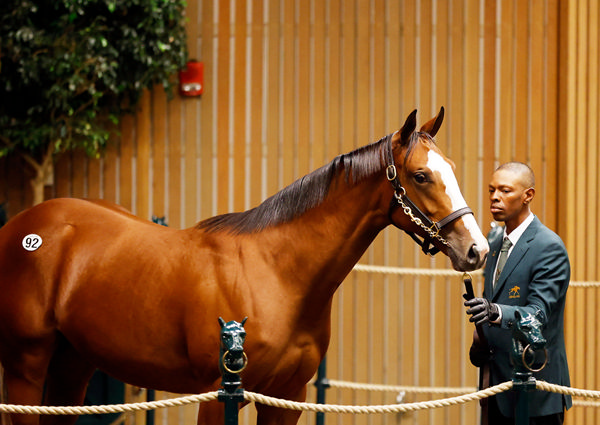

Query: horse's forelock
left=403, top=131, right=436, bottom=166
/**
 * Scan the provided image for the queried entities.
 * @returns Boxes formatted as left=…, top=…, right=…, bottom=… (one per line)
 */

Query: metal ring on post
left=222, top=351, right=248, bottom=374
left=522, top=345, right=548, bottom=373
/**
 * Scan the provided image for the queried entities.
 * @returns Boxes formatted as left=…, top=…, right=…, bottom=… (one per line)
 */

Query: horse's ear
left=419, top=106, right=445, bottom=137
left=399, top=109, right=418, bottom=145
left=241, top=317, right=248, bottom=326
left=218, top=317, right=226, bottom=328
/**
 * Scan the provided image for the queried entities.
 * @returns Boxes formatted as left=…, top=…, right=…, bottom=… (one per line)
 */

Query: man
left=464, top=162, right=571, bottom=425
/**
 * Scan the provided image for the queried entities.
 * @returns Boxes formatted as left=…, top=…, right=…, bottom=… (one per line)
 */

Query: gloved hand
left=464, top=297, right=500, bottom=326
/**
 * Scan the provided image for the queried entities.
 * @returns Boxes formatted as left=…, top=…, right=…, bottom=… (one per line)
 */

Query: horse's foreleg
left=255, top=404, right=302, bottom=425
left=196, top=399, right=252, bottom=425
left=196, top=400, right=224, bottom=425
left=40, top=337, right=95, bottom=425
left=255, top=386, right=306, bottom=425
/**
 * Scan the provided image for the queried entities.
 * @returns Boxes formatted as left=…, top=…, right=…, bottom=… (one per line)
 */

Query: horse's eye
left=413, top=173, right=428, bottom=184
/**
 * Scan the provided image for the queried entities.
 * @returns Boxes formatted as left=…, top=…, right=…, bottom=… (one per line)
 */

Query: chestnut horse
left=0, top=108, right=488, bottom=425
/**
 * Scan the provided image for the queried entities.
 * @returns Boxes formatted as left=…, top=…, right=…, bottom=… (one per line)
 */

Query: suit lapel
left=485, top=236, right=503, bottom=298
left=491, top=218, right=539, bottom=300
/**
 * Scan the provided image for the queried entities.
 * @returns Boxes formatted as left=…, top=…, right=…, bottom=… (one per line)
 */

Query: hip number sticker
left=22, top=234, right=43, bottom=251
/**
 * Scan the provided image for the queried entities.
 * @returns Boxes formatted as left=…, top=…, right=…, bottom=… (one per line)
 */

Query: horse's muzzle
left=467, top=242, right=488, bottom=269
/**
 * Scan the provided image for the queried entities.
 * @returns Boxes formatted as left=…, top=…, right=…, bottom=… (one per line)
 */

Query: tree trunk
left=23, top=143, right=55, bottom=206
left=29, top=160, right=53, bottom=206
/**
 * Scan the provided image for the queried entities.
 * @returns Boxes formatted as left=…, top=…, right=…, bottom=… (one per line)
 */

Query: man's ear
left=524, top=187, right=535, bottom=205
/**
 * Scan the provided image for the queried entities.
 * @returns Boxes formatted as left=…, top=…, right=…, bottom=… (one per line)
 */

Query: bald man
left=465, top=162, right=571, bottom=425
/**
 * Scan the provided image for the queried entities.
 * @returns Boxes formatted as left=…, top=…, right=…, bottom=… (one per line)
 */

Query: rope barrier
left=536, top=381, right=600, bottom=399
left=326, top=379, right=476, bottom=395
left=244, top=382, right=512, bottom=414
left=0, top=392, right=219, bottom=415
left=4, top=380, right=600, bottom=416
left=352, top=264, right=480, bottom=277
left=351, top=264, right=600, bottom=287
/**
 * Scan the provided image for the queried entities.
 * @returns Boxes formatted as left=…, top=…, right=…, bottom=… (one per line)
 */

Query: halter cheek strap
left=383, top=134, right=474, bottom=256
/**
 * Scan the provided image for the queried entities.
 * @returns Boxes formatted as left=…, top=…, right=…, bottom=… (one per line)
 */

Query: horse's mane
left=197, top=132, right=430, bottom=234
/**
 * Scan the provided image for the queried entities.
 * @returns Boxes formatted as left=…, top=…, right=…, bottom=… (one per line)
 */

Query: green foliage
left=0, top=0, right=188, bottom=162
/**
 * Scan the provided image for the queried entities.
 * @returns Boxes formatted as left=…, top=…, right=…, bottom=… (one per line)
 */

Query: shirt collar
left=503, top=212, right=534, bottom=247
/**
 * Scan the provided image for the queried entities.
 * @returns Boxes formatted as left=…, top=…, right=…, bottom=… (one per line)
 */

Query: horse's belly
left=56, top=271, right=222, bottom=393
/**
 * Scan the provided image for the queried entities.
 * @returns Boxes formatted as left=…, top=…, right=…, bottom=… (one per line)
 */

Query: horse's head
left=386, top=108, right=489, bottom=271
left=218, top=317, right=248, bottom=375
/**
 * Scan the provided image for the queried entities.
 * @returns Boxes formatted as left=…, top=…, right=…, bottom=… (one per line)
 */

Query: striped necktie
left=494, top=237, right=512, bottom=287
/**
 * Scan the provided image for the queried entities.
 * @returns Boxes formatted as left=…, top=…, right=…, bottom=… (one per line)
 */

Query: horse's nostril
left=468, top=244, right=479, bottom=262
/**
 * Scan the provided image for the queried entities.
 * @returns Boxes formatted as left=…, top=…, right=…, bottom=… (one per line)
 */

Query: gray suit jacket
left=481, top=216, right=571, bottom=417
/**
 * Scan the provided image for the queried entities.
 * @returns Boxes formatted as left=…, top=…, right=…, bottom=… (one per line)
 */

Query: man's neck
left=505, top=209, right=533, bottom=235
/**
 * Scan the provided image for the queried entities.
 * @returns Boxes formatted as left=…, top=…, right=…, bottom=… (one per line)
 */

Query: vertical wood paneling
left=152, top=86, right=168, bottom=219
left=249, top=0, right=264, bottom=208
left=233, top=0, right=247, bottom=213
left=119, top=114, right=134, bottom=211
left=136, top=90, right=151, bottom=220
left=200, top=0, right=215, bottom=220
left=1, top=1, right=598, bottom=424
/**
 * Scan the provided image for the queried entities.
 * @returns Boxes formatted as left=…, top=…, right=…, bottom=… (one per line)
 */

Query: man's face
left=488, top=169, right=530, bottom=223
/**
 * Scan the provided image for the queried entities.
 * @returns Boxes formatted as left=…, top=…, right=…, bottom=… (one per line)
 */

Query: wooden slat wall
left=559, top=1, right=600, bottom=425
left=1, top=1, right=599, bottom=424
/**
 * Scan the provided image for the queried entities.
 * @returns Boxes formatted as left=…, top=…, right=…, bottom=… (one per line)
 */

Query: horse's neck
left=257, top=175, right=389, bottom=289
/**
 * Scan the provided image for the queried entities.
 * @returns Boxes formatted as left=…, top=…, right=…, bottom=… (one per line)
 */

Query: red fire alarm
left=179, top=60, right=204, bottom=96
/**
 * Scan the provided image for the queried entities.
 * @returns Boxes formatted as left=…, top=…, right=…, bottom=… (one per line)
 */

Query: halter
left=384, top=134, right=474, bottom=256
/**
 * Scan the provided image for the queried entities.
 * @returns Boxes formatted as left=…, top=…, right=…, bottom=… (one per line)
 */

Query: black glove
left=464, top=297, right=500, bottom=326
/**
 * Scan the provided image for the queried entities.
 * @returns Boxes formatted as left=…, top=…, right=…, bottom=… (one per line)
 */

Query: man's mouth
left=490, top=206, right=502, bottom=213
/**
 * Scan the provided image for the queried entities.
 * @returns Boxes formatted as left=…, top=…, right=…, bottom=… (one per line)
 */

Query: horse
left=0, top=107, right=489, bottom=425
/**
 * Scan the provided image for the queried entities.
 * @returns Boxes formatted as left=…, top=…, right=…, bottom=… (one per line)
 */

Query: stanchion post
left=218, top=381, right=244, bottom=425
left=510, top=311, right=546, bottom=425
left=217, top=318, right=248, bottom=425
left=513, top=371, right=535, bottom=425
left=314, top=357, right=330, bottom=425
left=146, top=389, right=155, bottom=425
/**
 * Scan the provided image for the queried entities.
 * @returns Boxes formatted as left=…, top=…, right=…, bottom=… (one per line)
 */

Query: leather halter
left=383, top=134, right=474, bottom=256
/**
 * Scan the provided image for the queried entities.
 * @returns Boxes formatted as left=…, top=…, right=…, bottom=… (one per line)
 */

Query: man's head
left=488, top=162, right=535, bottom=233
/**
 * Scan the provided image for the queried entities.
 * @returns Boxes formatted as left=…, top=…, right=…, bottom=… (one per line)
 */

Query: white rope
left=244, top=382, right=512, bottom=414
left=326, top=379, right=476, bottom=395
left=0, top=384, right=511, bottom=417
left=352, top=264, right=599, bottom=287
left=0, top=392, right=219, bottom=415
left=573, top=400, right=600, bottom=408
left=352, top=264, right=482, bottom=277
left=535, top=381, right=600, bottom=399
left=569, top=281, right=600, bottom=288
left=4, top=380, right=600, bottom=416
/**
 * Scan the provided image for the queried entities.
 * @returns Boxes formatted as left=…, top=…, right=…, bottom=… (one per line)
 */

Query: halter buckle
left=386, top=165, right=397, bottom=181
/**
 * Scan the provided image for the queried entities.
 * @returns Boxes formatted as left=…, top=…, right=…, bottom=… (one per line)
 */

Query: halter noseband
left=384, top=134, right=474, bottom=256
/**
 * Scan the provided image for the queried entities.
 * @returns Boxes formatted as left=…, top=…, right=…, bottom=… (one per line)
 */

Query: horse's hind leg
left=2, top=341, right=54, bottom=425
left=41, top=336, right=95, bottom=425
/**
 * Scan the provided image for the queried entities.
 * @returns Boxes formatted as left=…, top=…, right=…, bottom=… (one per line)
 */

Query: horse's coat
left=0, top=109, right=488, bottom=425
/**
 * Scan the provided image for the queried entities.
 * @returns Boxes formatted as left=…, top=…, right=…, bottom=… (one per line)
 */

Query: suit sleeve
left=499, top=235, right=570, bottom=329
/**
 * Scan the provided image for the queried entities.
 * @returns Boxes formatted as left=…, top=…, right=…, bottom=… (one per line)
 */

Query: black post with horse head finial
left=218, top=317, right=248, bottom=425
left=510, top=310, right=547, bottom=425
